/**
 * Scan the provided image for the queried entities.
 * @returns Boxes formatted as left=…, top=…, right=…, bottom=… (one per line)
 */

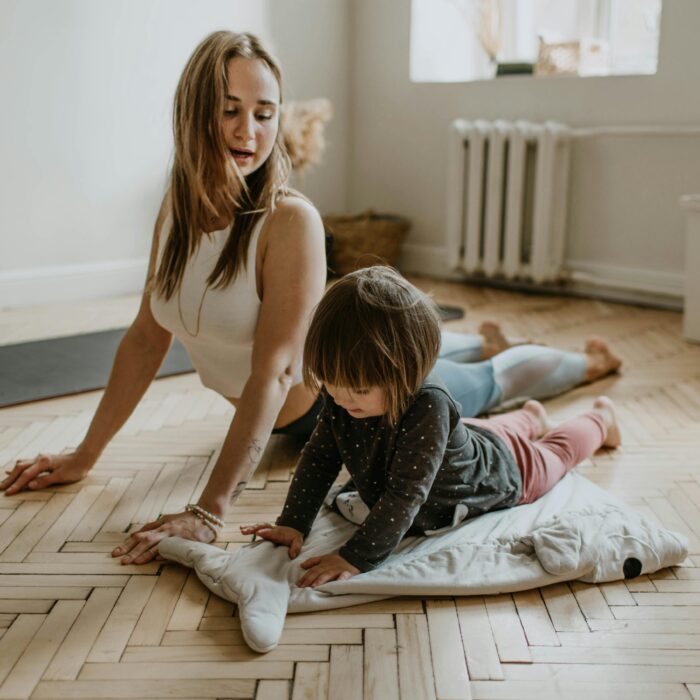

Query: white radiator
left=446, top=119, right=571, bottom=284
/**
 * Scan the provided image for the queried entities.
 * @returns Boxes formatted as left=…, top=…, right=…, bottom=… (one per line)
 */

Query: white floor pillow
left=159, top=473, right=687, bottom=653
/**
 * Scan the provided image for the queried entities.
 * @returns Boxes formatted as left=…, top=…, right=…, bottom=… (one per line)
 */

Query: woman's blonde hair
left=303, top=267, right=442, bottom=425
left=153, top=30, right=291, bottom=300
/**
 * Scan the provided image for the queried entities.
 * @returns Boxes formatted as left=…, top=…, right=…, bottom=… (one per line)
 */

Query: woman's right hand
left=240, top=523, right=304, bottom=558
left=0, top=452, right=92, bottom=496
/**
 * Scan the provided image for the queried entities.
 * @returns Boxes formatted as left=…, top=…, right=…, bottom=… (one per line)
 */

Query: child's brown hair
left=303, top=266, right=442, bottom=424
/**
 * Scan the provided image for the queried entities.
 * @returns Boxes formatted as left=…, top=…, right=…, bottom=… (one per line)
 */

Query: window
left=410, top=0, right=662, bottom=83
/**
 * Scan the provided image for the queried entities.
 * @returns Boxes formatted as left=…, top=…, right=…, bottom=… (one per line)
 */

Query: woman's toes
left=479, top=321, right=510, bottom=358
left=585, top=337, right=623, bottom=380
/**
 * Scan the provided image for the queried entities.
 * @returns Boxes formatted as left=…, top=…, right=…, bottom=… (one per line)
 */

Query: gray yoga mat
left=437, top=304, right=465, bottom=322
left=0, top=306, right=464, bottom=408
left=0, top=329, right=194, bottom=408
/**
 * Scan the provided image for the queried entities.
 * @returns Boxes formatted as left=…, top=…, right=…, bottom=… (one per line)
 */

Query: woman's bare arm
left=199, top=204, right=326, bottom=513
left=1, top=198, right=173, bottom=494
left=112, top=196, right=327, bottom=562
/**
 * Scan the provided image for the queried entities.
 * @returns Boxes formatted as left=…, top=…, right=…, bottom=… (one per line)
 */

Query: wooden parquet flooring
left=1, top=280, right=699, bottom=699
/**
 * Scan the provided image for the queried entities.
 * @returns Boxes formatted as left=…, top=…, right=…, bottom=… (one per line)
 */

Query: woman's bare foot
left=479, top=321, right=516, bottom=359
left=592, top=396, right=622, bottom=448
left=522, top=400, right=554, bottom=439
left=584, top=337, right=622, bottom=382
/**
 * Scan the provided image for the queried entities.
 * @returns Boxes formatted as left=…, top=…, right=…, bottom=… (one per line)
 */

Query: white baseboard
left=0, top=258, right=148, bottom=309
left=399, top=243, right=685, bottom=308
left=566, top=260, right=684, bottom=304
left=2, top=248, right=685, bottom=311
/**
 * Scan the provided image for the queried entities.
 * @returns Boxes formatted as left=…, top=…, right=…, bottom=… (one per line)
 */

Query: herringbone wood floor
left=1, top=279, right=699, bottom=700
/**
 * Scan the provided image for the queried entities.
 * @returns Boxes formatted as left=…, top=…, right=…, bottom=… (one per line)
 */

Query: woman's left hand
left=297, top=553, right=360, bottom=587
left=111, top=511, right=216, bottom=565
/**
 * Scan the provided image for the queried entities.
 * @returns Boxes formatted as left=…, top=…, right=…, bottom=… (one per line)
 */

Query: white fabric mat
left=159, top=473, right=687, bottom=652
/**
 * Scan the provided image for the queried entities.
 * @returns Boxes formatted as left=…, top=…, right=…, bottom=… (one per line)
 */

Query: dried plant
left=281, top=98, right=333, bottom=173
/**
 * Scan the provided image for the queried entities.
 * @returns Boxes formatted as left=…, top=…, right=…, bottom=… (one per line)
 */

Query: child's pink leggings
left=463, top=408, right=608, bottom=504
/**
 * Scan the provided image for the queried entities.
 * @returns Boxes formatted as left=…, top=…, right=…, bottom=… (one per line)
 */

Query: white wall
left=4, top=0, right=697, bottom=309
left=0, top=0, right=349, bottom=308
left=348, top=0, right=700, bottom=303
left=269, top=0, right=350, bottom=215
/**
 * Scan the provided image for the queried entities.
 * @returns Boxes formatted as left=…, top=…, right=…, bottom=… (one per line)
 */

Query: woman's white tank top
left=150, top=214, right=268, bottom=398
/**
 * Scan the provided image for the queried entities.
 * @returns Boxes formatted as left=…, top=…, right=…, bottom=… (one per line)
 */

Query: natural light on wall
left=410, top=0, right=662, bottom=83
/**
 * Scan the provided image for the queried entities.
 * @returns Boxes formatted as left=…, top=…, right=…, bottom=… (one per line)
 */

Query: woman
left=1, top=31, right=620, bottom=565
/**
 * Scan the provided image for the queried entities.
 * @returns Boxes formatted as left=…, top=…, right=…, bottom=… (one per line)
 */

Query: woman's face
left=222, top=57, right=280, bottom=176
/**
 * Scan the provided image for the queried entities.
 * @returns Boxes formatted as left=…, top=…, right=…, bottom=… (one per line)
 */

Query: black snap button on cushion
left=623, top=557, right=642, bottom=579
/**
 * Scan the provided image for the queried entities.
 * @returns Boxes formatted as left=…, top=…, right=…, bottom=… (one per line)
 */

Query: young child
left=241, top=267, right=621, bottom=587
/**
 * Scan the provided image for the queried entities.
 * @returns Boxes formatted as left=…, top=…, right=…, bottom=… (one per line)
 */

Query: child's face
left=324, top=384, right=387, bottom=418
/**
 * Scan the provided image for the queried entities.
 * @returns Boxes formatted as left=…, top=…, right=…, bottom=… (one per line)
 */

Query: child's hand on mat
left=111, top=511, right=215, bottom=565
left=240, top=523, right=304, bottom=558
left=297, top=553, right=360, bottom=587
left=1, top=453, right=91, bottom=496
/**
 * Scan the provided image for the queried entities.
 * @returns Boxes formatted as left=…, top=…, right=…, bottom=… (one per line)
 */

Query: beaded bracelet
left=186, top=503, right=225, bottom=529
left=185, top=504, right=223, bottom=542
left=189, top=512, right=219, bottom=542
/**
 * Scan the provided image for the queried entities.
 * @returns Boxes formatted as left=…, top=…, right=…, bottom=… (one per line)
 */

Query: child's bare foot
left=522, top=400, right=550, bottom=438
left=522, top=399, right=559, bottom=438
left=592, top=396, right=622, bottom=448
left=584, top=337, right=622, bottom=382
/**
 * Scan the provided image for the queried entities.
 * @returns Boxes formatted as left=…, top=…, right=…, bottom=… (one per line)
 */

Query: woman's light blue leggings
left=435, top=331, right=588, bottom=417
left=276, top=330, right=588, bottom=435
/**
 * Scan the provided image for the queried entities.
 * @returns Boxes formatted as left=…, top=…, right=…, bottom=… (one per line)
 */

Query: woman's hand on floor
left=240, top=523, right=304, bottom=558
left=112, top=511, right=215, bottom=565
left=1, top=453, right=91, bottom=495
left=297, top=553, right=360, bottom=587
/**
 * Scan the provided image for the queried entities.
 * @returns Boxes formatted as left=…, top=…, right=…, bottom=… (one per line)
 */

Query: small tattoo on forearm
left=247, top=439, right=262, bottom=470
left=230, top=440, right=263, bottom=504
left=230, top=479, right=248, bottom=503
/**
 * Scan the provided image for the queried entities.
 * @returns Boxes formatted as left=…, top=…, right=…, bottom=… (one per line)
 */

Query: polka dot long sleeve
left=337, top=392, right=453, bottom=572
left=276, top=401, right=343, bottom=537
left=278, top=376, right=522, bottom=573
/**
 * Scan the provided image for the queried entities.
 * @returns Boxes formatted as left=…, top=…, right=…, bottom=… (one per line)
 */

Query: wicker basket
left=323, top=210, right=410, bottom=276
